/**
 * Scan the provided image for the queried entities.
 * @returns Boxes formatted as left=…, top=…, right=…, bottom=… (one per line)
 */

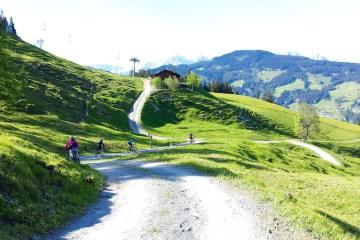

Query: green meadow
left=141, top=89, right=360, bottom=240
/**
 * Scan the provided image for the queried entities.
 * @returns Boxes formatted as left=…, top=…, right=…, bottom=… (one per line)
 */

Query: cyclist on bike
left=189, top=133, right=194, bottom=144
left=65, top=136, right=80, bottom=162
left=128, top=139, right=136, bottom=152
left=96, top=139, right=105, bottom=155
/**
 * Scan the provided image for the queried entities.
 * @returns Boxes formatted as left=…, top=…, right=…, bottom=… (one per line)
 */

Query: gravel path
left=80, top=140, right=204, bottom=161
left=255, top=139, right=341, bottom=166
left=47, top=159, right=311, bottom=240
left=128, top=79, right=167, bottom=140
left=286, top=139, right=341, bottom=166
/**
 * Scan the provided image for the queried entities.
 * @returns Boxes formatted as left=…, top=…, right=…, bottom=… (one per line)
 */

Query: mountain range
left=90, top=64, right=124, bottom=74
left=151, top=50, right=360, bottom=123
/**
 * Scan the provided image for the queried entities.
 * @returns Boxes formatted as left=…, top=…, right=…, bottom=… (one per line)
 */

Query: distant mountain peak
left=144, top=55, right=210, bottom=69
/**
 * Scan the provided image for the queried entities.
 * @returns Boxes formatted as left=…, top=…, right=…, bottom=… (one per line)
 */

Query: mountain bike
left=128, top=143, right=137, bottom=153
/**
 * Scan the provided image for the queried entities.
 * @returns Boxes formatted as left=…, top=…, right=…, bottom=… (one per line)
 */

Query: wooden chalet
left=151, top=70, right=181, bottom=80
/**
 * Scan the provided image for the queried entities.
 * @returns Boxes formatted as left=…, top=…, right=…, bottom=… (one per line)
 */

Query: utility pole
left=129, top=57, right=140, bottom=77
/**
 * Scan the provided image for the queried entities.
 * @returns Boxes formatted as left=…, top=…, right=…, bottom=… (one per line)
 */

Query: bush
left=186, top=72, right=201, bottom=90
left=153, top=77, right=165, bottom=89
left=164, top=77, right=180, bottom=91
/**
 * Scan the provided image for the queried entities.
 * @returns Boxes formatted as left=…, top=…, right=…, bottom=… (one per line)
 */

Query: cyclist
left=189, top=133, right=194, bottom=144
left=96, top=139, right=105, bottom=155
left=128, top=139, right=136, bottom=152
left=65, top=136, right=80, bottom=162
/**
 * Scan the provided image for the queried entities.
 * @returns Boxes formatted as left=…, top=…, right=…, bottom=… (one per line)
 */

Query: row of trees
left=129, top=68, right=151, bottom=78
left=0, top=10, right=16, bottom=35
left=202, top=81, right=234, bottom=93
left=344, top=109, right=360, bottom=125
left=201, top=80, right=277, bottom=104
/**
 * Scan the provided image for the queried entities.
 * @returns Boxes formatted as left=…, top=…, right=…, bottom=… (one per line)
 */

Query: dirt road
left=47, top=159, right=311, bottom=240
left=128, top=79, right=167, bottom=140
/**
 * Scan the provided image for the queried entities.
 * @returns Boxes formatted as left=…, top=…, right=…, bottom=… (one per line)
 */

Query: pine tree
left=0, top=10, right=9, bottom=33
left=9, top=17, right=16, bottom=35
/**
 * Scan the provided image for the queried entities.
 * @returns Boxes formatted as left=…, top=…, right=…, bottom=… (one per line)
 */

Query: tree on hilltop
left=186, top=72, right=201, bottom=90
left=0, top=10, right=17, bottom=36
left=9, top=17, right=16, bottom=35
left=0, top=10, right=9, bottom=33
left=298, top=103, right=320, bottom=141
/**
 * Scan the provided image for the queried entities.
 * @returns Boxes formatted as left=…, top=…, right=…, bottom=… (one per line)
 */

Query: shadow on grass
left=309, top=163, right=329, bottom=174
left=138, top=145, right=271, bottom=172
left=151, top=147, right=240, bottom=159
left=317, top=210, right=360, bottom=237
left=204, top=156, right=270, bottom=171
left=175, top=162, right=239, bottom=178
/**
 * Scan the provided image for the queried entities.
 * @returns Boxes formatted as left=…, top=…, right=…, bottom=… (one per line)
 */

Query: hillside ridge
left=0, top=32, right=142, bottom=239
left=151, top=50, right=360, bottom=123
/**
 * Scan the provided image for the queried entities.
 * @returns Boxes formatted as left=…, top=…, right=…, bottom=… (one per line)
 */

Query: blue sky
left=1, top=0, right=360, bottom=70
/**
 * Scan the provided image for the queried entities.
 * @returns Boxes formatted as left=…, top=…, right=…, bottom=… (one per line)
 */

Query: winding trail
left=45, top=77, right=326, bottom=239
left=255, top=139, right=341, bottom=166
left=128, top=79, right=168, bottom=140
left=47, top=159, right=310, bottom=240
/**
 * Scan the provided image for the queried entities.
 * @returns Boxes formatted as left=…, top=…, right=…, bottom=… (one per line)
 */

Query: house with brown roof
left=151, top=70, right=181, bottom=80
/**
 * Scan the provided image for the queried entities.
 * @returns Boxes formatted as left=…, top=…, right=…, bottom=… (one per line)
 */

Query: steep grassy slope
left=215, top=93, right=360, bottom=141
left=0, top=33, right=143, bottom=239
left=142, top=89, right=360, bottom=240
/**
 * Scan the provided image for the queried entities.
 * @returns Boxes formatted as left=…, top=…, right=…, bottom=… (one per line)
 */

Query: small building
left=151, top=70, right=181, bottom=80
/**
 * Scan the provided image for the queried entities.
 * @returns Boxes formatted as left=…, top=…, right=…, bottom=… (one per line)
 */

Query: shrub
left=164, top=77, right=180, bottom=91
left=186, top=72, right=201, bottom=90
left=152, top=77, right=165, bottom=89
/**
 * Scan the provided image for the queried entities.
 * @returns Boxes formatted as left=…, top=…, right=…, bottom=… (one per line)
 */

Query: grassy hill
left=0, top=33, right=144, bottom=239
left=151, top=50, right=360, bottom=123
left=141, top=88, right=360, bottom=240
left=2, top=29, right=360, bottom=239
